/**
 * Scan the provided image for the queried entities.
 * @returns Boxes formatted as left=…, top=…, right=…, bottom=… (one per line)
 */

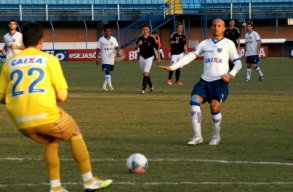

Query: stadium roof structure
left=0, top=0, right=293, bottom=21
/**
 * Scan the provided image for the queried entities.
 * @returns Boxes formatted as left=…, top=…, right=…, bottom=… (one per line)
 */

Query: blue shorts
left=102, top=64, right=114, bottom=73
left=246, top=55, right=260, bottom=64
left=191, top=78, right=229, bottom=104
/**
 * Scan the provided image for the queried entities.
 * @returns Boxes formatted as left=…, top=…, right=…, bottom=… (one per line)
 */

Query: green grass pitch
left=0, top=58, right=293, bottom=191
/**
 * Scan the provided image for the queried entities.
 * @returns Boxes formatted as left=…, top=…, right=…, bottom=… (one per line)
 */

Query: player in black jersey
left=135, top=24, right=160, bottom=94
left=168, top=23, right=188, bottom=85
left=224, top=19, right=241, bottom=70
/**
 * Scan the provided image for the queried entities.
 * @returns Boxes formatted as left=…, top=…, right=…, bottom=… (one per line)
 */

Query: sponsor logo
left=68, top=52, right=96, bottom=59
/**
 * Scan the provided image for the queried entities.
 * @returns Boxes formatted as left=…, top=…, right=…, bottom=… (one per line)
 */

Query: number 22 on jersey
left=10, top=67, right=45, bottom=97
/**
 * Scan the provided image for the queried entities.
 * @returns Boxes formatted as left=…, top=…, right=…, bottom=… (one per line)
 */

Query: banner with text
left=0, top=46, right=268, bottom=62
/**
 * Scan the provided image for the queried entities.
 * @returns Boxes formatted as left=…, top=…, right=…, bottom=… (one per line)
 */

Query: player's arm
left=96, top=48, right=101, bottom=65
left=169, top=33, right=178, bottom=45
left=256, top=39, right=262, bottom=55
left=159, top=52, right=197, bottom=71
left=184, top=36, right=188, bottom=54
left=223, top=41, right=242, bottom=82
left=236, top=28, right=241, bottom=51
left=153, top=37, right=161, bottom=64
left=56, top=89, right=68, bottom=103
left=115, top=47, right=122, bottom=57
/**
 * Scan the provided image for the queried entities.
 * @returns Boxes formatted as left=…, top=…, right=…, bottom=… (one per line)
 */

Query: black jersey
left=170, top=32, right=186, bottom=55
left=224, top=27, right=240, bottom=47
left=136, top=35, right=158, bottom=59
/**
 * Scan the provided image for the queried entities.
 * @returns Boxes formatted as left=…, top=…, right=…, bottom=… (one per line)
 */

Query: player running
left=96, top=24, right=121, bottom=91
left=160, top=19, right=242, bottom=146
left=168, top=22, right=188, bottom=85
left=2, top=19, right=24, bottom=59
left=135, top=24, right=160, bottom=94
left=0, top=22, right=112, bottom=192
left=245, top=23, right=264, bottom=81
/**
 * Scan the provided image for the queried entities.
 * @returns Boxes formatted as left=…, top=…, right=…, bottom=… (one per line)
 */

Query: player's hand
left=175, top=39, right=179, bottom=44
left=138, top=40, right=143, bottom=45
left=222, top=74, right=233, bottom=83
left=159, top=66, right=172, bottom=71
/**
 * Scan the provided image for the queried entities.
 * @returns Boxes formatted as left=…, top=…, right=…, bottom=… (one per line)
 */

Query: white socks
left=246, top=68, right=252, bottom=81
left=190, top=105, right=202, bottom=138
left=256, top=66, right=264, bottom=77
left=211, top=111, right=222, bottom=138
left=105, top=74, right=112, bottom=88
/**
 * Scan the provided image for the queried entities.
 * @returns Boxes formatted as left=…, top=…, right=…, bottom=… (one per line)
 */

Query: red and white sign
left=64, top=46, right=268, bottom=62
left=67, top=49, right=96, bottom=61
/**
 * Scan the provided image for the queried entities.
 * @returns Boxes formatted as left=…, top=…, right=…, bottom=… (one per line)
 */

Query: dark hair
left=103, top=24, right=111, bottom=31
left=21, top=22, right=43, bottom=47
left=9, top=19, right=17, bottom=24
left=177, top=22, right=183, bottom=28
left=247, top=22, right=253, bottom=27
left=142, top=24, right=150, bottom=29
left=229, top=19, right=235, bottom=22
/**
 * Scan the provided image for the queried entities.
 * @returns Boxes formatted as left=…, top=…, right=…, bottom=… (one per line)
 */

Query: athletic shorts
left=102, top=64, right=114, bottom=73
left=246, top=55, right=260, bottom=64
left=170, top=52, right=185, bottom=66
left=139, top=56, right=154, bottom=73
left=191, top=78, right=229, bottom=104
left=19, top=108, right=80, bottom=144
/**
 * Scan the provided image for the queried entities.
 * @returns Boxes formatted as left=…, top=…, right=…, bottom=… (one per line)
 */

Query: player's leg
left=175, top=53, right=184, bottom=85
left=209, top=100, right=222, bottom=145
left=139, top=56, right=148, bottom=93
left=188, top=80, right=206, bottom=145
left=19, top=129, right=64, bottom=191
left=168, top=55, right=176, bottom=85
left=246, top=59, right=252, bottom=82
left=145, top=57, right=154, bottom=92
left=252, top=56, right=264, bottom=81
left=209, top=80, right=228, bottom=145
left=35, top=109, right=112, bottom=191
left=106, top=65, right=114, bottom=91
left=101, top=64, right=109, bottom=91
left=175, top=69, right=182, bottom=85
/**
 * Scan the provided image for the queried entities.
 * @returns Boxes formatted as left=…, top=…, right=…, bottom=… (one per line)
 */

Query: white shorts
left=139, top=56, right=154, bottom=73
left=170, top=52, right=185, bottom=66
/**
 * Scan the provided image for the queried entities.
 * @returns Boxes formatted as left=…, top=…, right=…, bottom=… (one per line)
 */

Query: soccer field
left=0, top=58, right=293, bottom=192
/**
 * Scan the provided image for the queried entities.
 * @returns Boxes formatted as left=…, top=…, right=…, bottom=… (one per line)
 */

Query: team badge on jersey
left=217, top=48, right=223, bottom=53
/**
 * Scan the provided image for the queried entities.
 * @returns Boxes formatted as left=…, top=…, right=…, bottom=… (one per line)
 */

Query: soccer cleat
left=101, top=84, right=108, bottom=91
left=175, top=81, right=183, bottom=85
left=141, top=90, right=145, bottom=94
left=167, top=79, right=172, bottom=85
left=209, top=137, right=221, bottom=145
left=84, top=177, right=113, bottom=192
left=259, top=76, right=264, bottom=81
left=49, top=187, right=69, bottom=192
left=187, top=137, right=203, bottom=145
left=149, top=87, right=154, bottom=93
left=109, top=86, right=114, bottom=91
left=245, top=79, right=250, bottom=82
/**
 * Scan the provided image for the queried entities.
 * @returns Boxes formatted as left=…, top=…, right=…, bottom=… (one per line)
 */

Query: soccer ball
left=126, top=153, right=148, bottom=174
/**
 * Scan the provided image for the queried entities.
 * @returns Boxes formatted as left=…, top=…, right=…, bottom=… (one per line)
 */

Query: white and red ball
left=126, top=153, right=148, bottom=174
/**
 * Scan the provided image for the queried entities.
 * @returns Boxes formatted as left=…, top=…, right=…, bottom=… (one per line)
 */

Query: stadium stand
left=0, top=0, right=293, bottom=55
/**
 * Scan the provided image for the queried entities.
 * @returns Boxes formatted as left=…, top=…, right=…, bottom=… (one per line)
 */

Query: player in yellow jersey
left=0, top=22, right=112, bottom=192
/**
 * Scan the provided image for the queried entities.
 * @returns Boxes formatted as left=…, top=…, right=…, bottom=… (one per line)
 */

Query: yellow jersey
left=0, top=47, right=68, bottom=129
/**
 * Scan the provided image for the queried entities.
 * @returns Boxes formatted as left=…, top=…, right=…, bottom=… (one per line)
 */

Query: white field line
left=0, top=157, right=292, bottom=166
left=1, top=181, right=293, bottom=188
